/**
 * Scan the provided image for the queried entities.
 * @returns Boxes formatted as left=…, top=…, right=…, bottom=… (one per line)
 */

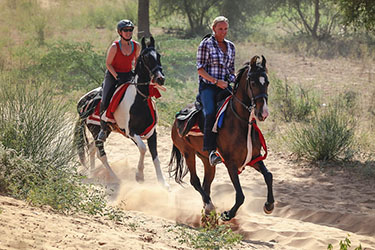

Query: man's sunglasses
left=122, top=28, right=134, bottom=32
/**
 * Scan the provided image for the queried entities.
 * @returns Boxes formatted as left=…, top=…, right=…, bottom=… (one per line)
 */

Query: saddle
left=175, top=101, right=203, bottom=137
left=175, top=97, right=231, bottom=137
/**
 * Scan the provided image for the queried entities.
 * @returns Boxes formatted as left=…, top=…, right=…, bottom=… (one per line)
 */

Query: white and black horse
left=74, top=37, right=168, bottom=188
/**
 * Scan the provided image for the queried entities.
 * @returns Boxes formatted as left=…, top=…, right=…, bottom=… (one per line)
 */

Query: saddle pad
left=212, top=96, right=232, bottom=133
left=86, top=83, right=130, bottom=125
left=86, top=84, right=158, bottom=139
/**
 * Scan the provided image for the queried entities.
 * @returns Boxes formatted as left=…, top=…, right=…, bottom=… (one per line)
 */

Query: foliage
left=327, top=234, right=362, bottom=250
left=27, top=41, right=105, bottom=92
left=0, top=81, right=123, bottom=220
left=286, top=106, right=355, bottom=161
left=155, top=0, right=220, bottom=36
left=335, top=0, right=375, bottom=31
left=270, top=76, right=319, bottom=122
left=268, top=0, right=342, bottom=40
left=170, top=211, right=243, bottom=249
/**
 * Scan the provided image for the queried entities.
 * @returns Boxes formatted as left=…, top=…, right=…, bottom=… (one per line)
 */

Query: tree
left=138, top=0, right=151, bottom=38
left=335, top=0, right=375, bottom=31
left=266, top=0, right=341, bottom=40
left=156, top=0, right=220, bottom=36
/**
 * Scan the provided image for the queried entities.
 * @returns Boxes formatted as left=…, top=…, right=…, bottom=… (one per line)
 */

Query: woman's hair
left=211, top=16, right=229, bottom=28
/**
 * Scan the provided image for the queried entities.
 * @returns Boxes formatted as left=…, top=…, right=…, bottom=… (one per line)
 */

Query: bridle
left=132, top=47, right=163, bottom=99
left=229, top=65, right=268, bottom=124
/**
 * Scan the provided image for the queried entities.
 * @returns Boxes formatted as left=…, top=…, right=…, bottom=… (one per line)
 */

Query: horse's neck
left=135, top=61, right=150, bottom=84
left=232, top=74, right=252, bottom=118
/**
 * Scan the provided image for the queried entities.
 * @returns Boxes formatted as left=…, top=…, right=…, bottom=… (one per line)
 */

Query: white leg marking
left=132, top=135, right=146, bottom=183
left=153, top=156, right=169, bottom=189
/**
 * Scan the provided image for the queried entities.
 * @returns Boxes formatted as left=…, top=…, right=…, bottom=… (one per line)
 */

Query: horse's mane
left=233, top=62, right=250, bottom=92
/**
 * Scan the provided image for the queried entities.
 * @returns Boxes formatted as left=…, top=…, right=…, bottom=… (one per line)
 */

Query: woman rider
left=196, top=16, right=236, bottom=166
left=97, top=19, right=140, bottom=142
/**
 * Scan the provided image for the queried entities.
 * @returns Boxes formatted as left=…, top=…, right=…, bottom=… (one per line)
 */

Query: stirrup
left=209, top=150, right=222, bottom=166
left=96, top=129, right=107, bottom=142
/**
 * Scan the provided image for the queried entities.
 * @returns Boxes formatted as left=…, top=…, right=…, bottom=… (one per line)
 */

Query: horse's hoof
left=263, top=202, right=274, bottom=214
left=204, top=202, right=215, bottom=215
left=135, top=173, right=144, bottom=183
left=220, top=211, right=232, bottom=221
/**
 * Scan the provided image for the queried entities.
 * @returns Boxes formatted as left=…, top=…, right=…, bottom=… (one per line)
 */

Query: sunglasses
left=122, top=28, right=134, bottom=32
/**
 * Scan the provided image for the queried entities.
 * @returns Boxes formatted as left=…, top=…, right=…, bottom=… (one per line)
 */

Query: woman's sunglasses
left=122, top=28, right=134, bottom=32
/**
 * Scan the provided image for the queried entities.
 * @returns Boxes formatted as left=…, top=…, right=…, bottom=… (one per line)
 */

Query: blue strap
left=119, top=40, right=134, bottom=55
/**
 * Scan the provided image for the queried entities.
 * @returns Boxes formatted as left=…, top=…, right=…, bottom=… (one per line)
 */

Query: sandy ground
left=1, top=125, right=374, bottom=250
left=1, top=49, right=375, bottom=250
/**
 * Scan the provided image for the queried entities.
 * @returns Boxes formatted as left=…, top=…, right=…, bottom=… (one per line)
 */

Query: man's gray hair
left=211, top=16, right=229, bottom=28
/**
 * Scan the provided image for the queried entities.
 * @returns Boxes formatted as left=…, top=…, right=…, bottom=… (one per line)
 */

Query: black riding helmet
left=117, top=19, right=134, bottom=32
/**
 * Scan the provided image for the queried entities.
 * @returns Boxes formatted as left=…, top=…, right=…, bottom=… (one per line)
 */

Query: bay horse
left=74, top=37, right=168, bottom=188
left=169, top=56, right=274, bottom=220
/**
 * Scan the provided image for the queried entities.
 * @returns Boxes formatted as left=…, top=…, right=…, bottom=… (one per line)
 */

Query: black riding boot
left=97, top=119, right=109, bottom=142
left=203, top=114, right=222, bottom=167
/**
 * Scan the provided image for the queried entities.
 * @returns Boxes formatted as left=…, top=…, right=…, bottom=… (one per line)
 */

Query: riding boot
left=203, top=114, right=222, bottom=166
left=97, top=119, right=108, bottom=142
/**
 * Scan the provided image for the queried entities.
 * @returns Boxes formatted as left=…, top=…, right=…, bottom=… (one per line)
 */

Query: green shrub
left=0, top=81, right=123, bottom=219
left=286, top=107, right=355, bottom=161
left=25, top=41, right=105, bottom=92
left=270, top=76, right=319, bottom=122
left=170, top=211, right=243, bottom=250
left=327, top=234, right=362, bottom=250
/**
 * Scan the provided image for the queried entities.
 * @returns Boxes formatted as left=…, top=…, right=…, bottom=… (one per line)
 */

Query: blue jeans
left=198, top=81, right=231, bottom=151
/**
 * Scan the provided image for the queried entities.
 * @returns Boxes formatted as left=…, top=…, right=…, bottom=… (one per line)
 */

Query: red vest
left=112, top=40, right=136, bottom=73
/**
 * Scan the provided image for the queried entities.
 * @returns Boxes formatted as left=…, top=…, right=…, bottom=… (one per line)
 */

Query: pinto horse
left=74, top=37, right=168, bottom=188
left=169, top=56, right=274, bottom=220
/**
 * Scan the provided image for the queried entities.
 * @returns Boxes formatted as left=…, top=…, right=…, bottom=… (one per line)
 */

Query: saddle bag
left=77, top=87, right=102, bottom=119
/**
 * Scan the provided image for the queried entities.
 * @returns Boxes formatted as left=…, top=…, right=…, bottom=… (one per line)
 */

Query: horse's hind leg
left=88, top=141, right=96, bottom=170
left=256, top=161, right=275, bottom=214
left=187, top=153, right=213, bottom=213
left=147, top=131, right=169, bottom=188
left=131, top=135, right=146, bottom=183
left=198, top=154, right=216, bottom=214
left=95, top=140, right=119, bottom=182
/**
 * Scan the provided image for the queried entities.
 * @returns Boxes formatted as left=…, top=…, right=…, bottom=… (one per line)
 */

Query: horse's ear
left=250, top=56, right=259, bottom=70
left=261, top=55, right=267, bottom=68
left=141, top=37, right=146, bottom=50
left=149, top=36, right=155, bottom=48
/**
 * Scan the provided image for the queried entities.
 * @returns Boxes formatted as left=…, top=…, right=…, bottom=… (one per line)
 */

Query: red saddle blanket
left=87, top=83, right=160, bottom=136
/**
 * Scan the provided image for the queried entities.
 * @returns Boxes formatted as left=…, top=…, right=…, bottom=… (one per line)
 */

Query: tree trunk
left=138, top=0, right=151, bottom=38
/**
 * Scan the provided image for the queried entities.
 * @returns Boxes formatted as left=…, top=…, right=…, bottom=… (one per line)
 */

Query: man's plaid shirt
left=196, top=35, right=236, bottom=84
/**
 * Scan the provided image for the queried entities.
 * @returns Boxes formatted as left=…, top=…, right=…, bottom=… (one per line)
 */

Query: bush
left=286, top=107, right=355, bottom=161
left=270, top=76, right=319, bottom=122
left=170, top=211, right=243, bottom=250
left=0, top=80, right=122, bottom=219
left=25, top=41, right=105, bottom=92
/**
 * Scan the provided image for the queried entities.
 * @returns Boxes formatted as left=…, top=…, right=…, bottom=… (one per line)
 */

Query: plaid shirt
left=196, top=35, right=236, bottom=84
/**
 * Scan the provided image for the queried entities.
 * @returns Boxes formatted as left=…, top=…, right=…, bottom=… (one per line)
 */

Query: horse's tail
left=168, top=144, right=187, bottom=184
left=73, top=117, right=88, bottom=166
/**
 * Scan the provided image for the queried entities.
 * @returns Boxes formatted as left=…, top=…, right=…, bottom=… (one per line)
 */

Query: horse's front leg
left=222, top=164, right=245, bottom=221
left=131, top=135, right=147, bottom=183
left=147, top=131, right=169, bottom=189
left=255, top=161, right=274, bottom=214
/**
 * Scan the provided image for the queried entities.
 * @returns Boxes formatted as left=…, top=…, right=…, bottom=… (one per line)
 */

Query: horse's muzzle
left=152, top=72, right=165, bottom=85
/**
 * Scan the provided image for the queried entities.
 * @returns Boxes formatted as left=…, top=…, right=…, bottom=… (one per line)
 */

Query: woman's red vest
left=112, top=40, right=136, bottom=73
